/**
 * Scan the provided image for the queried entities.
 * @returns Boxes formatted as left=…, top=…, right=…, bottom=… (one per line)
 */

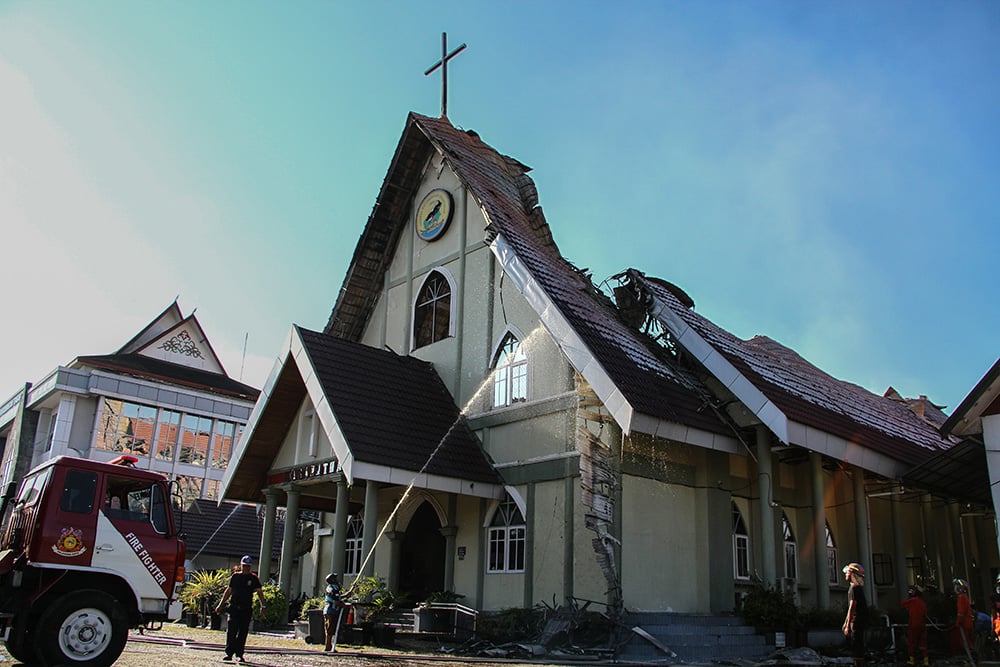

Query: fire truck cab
left=0, top=455, right=186, bottom=666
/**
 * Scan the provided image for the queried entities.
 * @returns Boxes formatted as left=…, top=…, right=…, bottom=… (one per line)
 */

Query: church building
left=221, top=111, right=997, bottom=618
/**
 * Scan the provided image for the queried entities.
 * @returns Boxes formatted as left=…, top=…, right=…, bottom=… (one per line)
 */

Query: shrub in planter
left=298, top=596, right=325, bottom=621
left=179, top=569, right=230, bottom=624
left=256, top=583, right=288, bottom=628
left=738, top=583, right=799, bottom=630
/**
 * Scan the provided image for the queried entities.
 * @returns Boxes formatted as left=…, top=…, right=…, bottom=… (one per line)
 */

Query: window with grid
left=413, top=270, right=452, bottom=348
left=783, top=513, right=797, bottom=580
left=178, top=414, right=212, bottom=466
left=155, top=409, right=181, bottom=462
left=210, top=420, right=236, bottom=469
left=488, top=495, right=526, bottom=573
left=873, top=553, right=894, bottom=586
left=492, top=333, right=527, bottom=408
left=95, top=398, right=156, bottom=457
left=826, top=522, right=839, bottom=585
left=733, top=502, right=750, bottom=580
left=345, top=514, right=364, bottom=576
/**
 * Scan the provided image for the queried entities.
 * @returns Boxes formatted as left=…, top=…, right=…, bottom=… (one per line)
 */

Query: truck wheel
left=37, top=590, right=128, bottom=667
left=4, top=612, right=37, bottom=664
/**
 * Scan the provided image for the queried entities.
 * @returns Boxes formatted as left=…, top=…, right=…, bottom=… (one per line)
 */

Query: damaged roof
left=628, top=270, right=956, bottom=468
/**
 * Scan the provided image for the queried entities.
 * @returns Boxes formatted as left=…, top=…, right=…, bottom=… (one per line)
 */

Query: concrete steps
left=618, top=612, right=775, bottom=663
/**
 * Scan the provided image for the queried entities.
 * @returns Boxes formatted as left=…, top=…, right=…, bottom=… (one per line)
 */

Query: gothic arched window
left=491, top=332, right=527, bottom=408
left=345, top=514, right=364, bottom=576
left=413, top=270, right=452, bottom=349
left=487, top=494, right=525, bottom=573
left=826, top=522, right=838, bottom=584
left=732, top=502, right=750, bottom=580
left=783, top=513, right=797, bottom=581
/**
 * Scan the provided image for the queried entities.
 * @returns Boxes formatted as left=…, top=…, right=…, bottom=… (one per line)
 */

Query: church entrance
left=398, top=501, right=445, bottom=604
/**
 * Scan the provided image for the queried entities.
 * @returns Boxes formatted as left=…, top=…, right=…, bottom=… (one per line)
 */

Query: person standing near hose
left=901, top=585, right=929, bottom=666
left=843, top=563, right=869, bottom=667
left=216, top=555, right=265, bottom=663
left=323, top=573, right=344, bottom=652
left=954, top=578, right=974, bottom=654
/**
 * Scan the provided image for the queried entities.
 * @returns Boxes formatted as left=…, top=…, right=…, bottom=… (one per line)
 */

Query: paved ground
left=0, top=623, right=579, bottom=667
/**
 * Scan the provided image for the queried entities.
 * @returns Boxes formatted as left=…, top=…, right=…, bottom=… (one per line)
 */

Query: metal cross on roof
left=424, top=32, right=467, bottom=118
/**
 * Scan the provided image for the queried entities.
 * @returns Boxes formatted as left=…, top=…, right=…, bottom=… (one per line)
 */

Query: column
left=524, top=482, right=535, bottom=607
left=891, top=496, right=908, bottom=602
left=810, top=452, right=829, bottom=609
left=851, top=466, right=873, bottom=605
left=279, top=485, right=301, bottom=609
left=921, top=494, right=940, bottom=590
left=361, top=481, right=380, bottom=577
left=563, top=476, right=575, bottom=603
left=385, top=530, right=404, bottom=592
left=756, top=427, right=777, bottom=587
left=259, top=489, right=279, bottom=580
left=441, top=494, right=458, bottom=591
left=332, top=478, right=349, bottom=577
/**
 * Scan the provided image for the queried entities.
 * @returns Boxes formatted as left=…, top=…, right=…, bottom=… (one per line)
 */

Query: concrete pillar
left=756, top=427, right=777, bottom=587
left=385, top=530, right=404, bottom=591
left=891, top=496, right=908, bottom=602
left=984, top=415, right=1000, bottom=558
left=810, top=452, right=829, bottom=609
left=441, top=494, right=458, bottom=591
left=332, top=478, right=349, bottom=577
left=279, top=485, right=301, bottom=603
left=563, top=476, right=575, bottom=603
left=921, top=494, right=941, bottom=590
left=851, top=467, right=874, bottom=606
left=361, top=482, right=380, bottom=577
left=259, top=488, right=279, bottom=580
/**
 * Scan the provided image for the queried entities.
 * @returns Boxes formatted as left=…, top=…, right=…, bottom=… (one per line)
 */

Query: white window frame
left=486, top=491, right=527, bottom=574
left=783, top=513, right=798, bottom=581
left=733, top=502, right=751, bottom=581
left=490, top=328, right=528, bottom=408
left=345, top=514, right=364, bottom=576
left=826, top=522, right=839, bottom=585
left=410, top=267, right=457, bottom=351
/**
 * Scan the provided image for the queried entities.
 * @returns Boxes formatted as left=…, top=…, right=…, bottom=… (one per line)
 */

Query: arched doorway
left=398, top=501, right=445, bottom=604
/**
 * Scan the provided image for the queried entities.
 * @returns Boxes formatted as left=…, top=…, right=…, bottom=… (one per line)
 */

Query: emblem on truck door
left=52, top=527, right=87, bottom=557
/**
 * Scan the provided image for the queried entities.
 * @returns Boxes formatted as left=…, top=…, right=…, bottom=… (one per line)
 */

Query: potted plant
left=738, top=582, right=799, bottom=647
left=345, top=576, right=396, bottom=646
left=178, top=569, right=230, bottom=630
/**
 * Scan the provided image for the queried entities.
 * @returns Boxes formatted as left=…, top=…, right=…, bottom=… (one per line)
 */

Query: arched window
left=487, top=494, right=525, bottom=573
left=732, top=502, right=750, bottom=580
left=826, top=522, right=838, bottom=584
left=413, top=270, right=452, bottom=349
left=491, top=332, right=527, bottom=408
left=783, top=513, right=797, bottom=581
left=345, top=514, right=364, bottom=576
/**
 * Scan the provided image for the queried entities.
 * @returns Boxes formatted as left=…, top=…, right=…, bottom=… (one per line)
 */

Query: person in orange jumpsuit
left=901, top=585, right=929, bottom=666
left=954, top=578, right=974, bottom=655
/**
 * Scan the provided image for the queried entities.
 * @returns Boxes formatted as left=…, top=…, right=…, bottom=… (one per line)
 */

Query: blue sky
left=1, top=1, right=996, bottom=414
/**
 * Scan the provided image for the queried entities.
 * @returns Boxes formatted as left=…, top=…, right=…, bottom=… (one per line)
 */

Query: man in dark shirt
left=215, top=555, right=265, bottom=663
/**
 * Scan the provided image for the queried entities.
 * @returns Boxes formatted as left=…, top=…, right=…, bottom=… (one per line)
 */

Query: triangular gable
left=324, top=113, right=736, bottom=455
left=941, top=357, right=1000, bottom=438
left=135, top=314, right=226, bottom=375
left=117, top=301, right=184, bottom=354
left=221, top=325, right=503, bottom=505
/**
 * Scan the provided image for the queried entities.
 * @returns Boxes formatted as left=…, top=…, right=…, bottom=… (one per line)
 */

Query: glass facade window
left=178, top=414, right=212, bottom=466
left=487, top=494, right=526, bottom=573
left=95, top=399, right=157, bottom=457
left=492, top=333, right=527, bottom=408
left=155, top=409, right=182, bottom=462
left=413, top=271, right=451, bottom=348
left=211, top=420, right=236, bottom=469
left=175, top=475, right=203, bottom=508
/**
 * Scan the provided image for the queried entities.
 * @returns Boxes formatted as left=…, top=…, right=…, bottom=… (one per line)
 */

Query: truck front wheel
left=37, top=590, right=128, bottom=667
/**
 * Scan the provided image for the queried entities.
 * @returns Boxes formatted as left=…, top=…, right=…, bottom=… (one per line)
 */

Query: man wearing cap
left=216, top=555, right=265, bottom=663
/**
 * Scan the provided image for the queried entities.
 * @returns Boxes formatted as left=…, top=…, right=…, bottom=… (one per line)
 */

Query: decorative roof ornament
left=424, top=32, right=466, bottom=118
left=158, top=330, right=205, bottom=359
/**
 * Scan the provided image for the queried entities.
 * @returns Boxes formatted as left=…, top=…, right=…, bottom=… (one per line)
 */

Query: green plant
left=738, top=583, right=799, bottom=629
left=178, top=569, right=230, bottom=615
left=256, top=583, right=287, bottom=627
left=298, top=596, right=325, bottom=620
left=421, top=590, right=465, bottom=605
left=345, top=575, right=395, bottom=625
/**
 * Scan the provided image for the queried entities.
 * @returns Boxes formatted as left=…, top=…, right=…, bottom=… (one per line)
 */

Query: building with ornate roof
left=221, top=112, right=997, bottom=624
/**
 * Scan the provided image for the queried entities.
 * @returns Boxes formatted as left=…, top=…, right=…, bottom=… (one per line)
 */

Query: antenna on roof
left=424, top=32, right=466, bottom=118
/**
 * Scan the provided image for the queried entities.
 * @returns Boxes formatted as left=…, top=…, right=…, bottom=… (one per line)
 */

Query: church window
left=732, top=502, right=750, bottom=580
left=487, top=494, right=525, bottom=573
left=413, top=270, right=452, bottom=349
left=491, top=332, right=527, bottom=408
left=345, top=514, right=364, bottom=576
left=826, top=522, right=838, bottom=585
left=783, top=513, right=797, bottom=581
left=872, top=553, right=893, bottom=586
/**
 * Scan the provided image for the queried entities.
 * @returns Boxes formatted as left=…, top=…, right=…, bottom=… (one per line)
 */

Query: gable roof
left=941, top=357, right=1000, bottom=438
left=134, top=314, right=228, bottom=376
left=182, top=500, right=284, bottom=564
left=324, top=113, right=737, bottom=451
left=626, top=270, right=955, bottom=474
left=221, top=325, right=503, bottom=505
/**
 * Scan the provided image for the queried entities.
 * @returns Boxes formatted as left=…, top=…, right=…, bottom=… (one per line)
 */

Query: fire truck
left=0, top=454, right=186, bottom=666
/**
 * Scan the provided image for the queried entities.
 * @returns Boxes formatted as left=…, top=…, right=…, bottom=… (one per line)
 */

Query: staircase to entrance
left=618, top=612, right=775, bottom=663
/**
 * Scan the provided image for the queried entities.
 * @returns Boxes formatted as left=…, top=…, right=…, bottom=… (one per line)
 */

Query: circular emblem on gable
left=415, top=189, right=454, bottom=242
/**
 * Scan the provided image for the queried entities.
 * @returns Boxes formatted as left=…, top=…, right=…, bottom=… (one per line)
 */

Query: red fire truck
left=0, top=455, right=186, bottom=666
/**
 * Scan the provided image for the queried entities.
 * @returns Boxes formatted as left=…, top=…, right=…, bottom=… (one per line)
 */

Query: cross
left=424, top=32, right=467, bottom=118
